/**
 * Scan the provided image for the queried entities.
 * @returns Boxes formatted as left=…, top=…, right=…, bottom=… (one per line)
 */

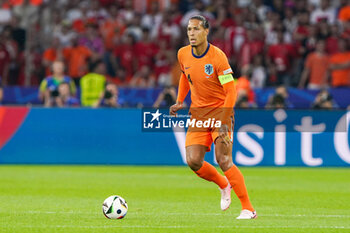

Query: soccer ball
left=102, top=195, right=128, bottom=219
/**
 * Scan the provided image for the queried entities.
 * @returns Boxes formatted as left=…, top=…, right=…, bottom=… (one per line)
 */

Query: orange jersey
left=329, top=52, right=350, bottom=87
left=177, top=43, right=234, bottom=108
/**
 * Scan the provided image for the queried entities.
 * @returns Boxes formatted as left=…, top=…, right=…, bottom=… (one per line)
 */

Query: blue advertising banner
left=0, top=107, right=349, bottom=166
left=3, top=86, right=350, bottom=108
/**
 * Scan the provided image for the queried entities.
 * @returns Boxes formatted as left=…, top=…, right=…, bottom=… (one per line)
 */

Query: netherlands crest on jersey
left=204, top=64, right=214, bottom=75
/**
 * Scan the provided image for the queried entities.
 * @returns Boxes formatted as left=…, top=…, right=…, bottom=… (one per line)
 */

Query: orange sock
left=224, top=165, right=254, bottom=211
left=195, top=162, right=228, bottom=189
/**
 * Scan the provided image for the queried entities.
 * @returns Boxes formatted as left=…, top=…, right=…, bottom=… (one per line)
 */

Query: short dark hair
left=189, top=15, right=209, bottom=29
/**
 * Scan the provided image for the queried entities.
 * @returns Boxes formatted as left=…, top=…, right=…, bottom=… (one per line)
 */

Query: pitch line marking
left=14, top=225, right=350, bottom=229
left=16, top=211, right=350, bottom=218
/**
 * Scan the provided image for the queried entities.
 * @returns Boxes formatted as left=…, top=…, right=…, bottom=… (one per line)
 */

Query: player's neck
left=54, top=74, right=64, bottom=79
left=193, top=41, right=208, bottom=57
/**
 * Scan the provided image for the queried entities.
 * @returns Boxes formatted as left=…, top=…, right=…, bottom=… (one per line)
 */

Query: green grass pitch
left=0, top=166, right=349, bottom=233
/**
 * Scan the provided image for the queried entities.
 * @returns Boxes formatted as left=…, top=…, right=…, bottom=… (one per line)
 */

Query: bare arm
left=329, top=61, right=350, bottom=70
left=0, top=88, right=3, bottom=103
left=153, top=92, right=165, bottom=108
left=298, top=68, right=310, bottom=88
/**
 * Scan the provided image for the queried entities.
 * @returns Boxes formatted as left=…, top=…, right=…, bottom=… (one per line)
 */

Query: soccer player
left=170, top=15, right=256, bottom=219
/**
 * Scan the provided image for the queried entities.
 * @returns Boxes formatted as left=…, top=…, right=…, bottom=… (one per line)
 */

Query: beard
left=190, top=44, right=197, bottom=47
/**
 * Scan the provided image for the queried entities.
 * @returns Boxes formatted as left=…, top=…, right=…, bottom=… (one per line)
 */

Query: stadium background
left=0, top=0, right=349, bottom=167
left=0, top=1, right=350, bottom=232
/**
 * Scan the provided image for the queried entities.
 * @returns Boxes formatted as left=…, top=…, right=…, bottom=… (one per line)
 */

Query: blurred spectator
left=267, top=29, right=296, bottom=86
left=0, top=0, right=349, bottom=109
left=341, top=19, right=350, bottom=41
left=326, top=24, right=340, bottom=55
left=299, top=40, right=329, bottom=89
left=236, top=65, right=255, bottom=104
left=225, top=15, right=247, bottom=62
left=293, top=10, right=310, bottom=42
left=63, top=36, right=92, bottom=86
left=250, top=0, right=270, bottom=22
left=71, top=1, right=91, bottom=33
left=124, top=13, right=143, bottom=41
left=112, top=68, right=128, bottom=86
left=79, top=23, right=104, bottom=58
left=153, top=86, right=177, bottom=108
left=0, top=36, right=10, bottom=86
left=80, top=60, right=106, bottom=107
left=40, top=5, right=62, bottom=46
left=157, top=10, right=181, bottom=48
left=250, top=54, right=267, bottom=88
left=42, top=37, right=64, bottom=76
left=210, top=27, right=226, bottom=52
left=129, top=65, right=155, bottom=88
left=118, top=0, right=136, bottom=24
left=0, top=1, right=12, bottom=28
left=134, top=28, right=158, bottom=71
left=66, top=0, right=84, bottom=23
left=9, top=16, right=26, bottom=52
left=2, top=26, right=20, bottom=86
left=180, top=0, right=214, bottom=27
left=12, top=0, right=40, bottom=29
left=265, top=85, right=293, bottom=109
left=114, top=33, right=136, bottom=78
left=154, top=40, right=172, bottom=86
left=86, top=0, right=108, bottom=22
left=235, top=92, right=250, bottom=108
left=94, top=82, right=121, bottom=108
left=236, top=88, right=257, bottom=109
left=0, top=76, right=3, bottom=104
left=265, top=14, right=292, bottom=45
left=268, top=93, right=286, bottom=109
left=328, top=38, right=350, bottom=87
left=53, top=21, right=76, bottom=47
left=141, top=1, right=163, bottom=38
left=312, top=89, right=335, bottom=109
left=310, top=0, right=336, bottom=25
left=239, top=28, right=264, bottom=67
left=39, top=60, right=76, bottom=107
left=283, top=7, right=298, bottom=34
left=100, top=5, right=125, bottom=51
left=338, top=0, right=350, bottom=22
left=55, top=82, right=80, bottom=107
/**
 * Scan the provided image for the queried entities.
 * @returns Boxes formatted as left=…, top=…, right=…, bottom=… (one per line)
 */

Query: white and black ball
left=102, top=195, right=128, bottom=219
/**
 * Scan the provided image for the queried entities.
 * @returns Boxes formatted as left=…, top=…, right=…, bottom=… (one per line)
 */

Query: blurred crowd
left=0, top=0, right=349, bottom=108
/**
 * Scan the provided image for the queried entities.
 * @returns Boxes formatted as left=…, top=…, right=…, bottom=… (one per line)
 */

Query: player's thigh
left=214, top=137, right=233, bottom=158
left=186, top=144, right=207, bottom=161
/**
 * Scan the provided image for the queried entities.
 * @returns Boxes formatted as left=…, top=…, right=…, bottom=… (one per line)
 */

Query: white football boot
left=219, top=181, right=232, bottom=211
left=236, top=209, right=257, bottom=219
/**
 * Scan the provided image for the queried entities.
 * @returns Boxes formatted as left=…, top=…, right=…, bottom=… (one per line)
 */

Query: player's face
left=58, top=84, right=70, bottom=96
left=52, top=61, right=64, bottom=74
left=187, top=19, right=208, bottom=47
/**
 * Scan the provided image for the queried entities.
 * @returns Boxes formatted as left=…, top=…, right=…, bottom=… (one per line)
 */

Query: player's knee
left=186, top=155, right=203, bottom=171
left=216, top=154, right=233, bottom=172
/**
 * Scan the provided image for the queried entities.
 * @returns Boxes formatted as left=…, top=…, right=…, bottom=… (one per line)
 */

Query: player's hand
left=219, top=124, right=232, bottom=146
left=170, top=102, right=183, bottom=116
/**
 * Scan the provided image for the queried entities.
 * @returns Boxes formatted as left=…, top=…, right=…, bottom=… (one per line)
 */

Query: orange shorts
left=185, top=117, right=234, bottom=152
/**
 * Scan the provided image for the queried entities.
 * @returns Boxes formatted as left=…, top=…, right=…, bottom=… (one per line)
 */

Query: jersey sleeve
left=216, top=50, right=233, bottom=76
left=215, top=50, right=234, bottom=85
left=69, top=79, right=77, bottom=96
left=176, top=48, right=190, bottom=103
left=39, top=79, right=48, bottom=93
